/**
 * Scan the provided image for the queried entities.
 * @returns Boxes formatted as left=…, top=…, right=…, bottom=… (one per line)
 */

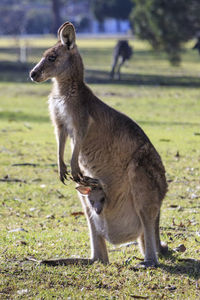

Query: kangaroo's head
left=30, top=22, right=83, bottom=83
left=76, top=185, right=106, bottom=215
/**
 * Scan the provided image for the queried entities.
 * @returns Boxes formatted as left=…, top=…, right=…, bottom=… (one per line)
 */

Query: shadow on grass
left=158, top=250, right=200, bottom=280
left=159, top=260, right=200, bottom=280
left=127, top=249, right=200, bottom=280
left=85, top=69, right=200, bottom=87
left=0, top=61, right=200, bottom=88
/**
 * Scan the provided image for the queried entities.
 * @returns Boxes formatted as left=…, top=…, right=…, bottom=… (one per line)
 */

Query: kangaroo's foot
left=137, top=260, right=158, bottom=269
left=159, top=242, right=168, bottom=255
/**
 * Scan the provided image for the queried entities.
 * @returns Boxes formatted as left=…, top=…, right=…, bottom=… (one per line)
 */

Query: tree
left=131, top=0, right=200, bottom=65
left=25, top=9, right=53, bottom=34
left=92, top=0, right=133, bottom=23
left=0, top=1, right=27, bottom=35
left=51, top=0, right=63, bottom=35
left=0, top=0, right=65, bottom=35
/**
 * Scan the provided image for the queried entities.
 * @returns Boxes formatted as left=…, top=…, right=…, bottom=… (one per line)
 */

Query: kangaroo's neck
left=52, top=50, right=85, bottom=100
left=52, top=76, right=84, bottom=100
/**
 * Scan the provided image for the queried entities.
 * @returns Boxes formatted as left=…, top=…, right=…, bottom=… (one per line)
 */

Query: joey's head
left=30, top=22, right=83, bottom=83
left=76, top=185, right=106, bottom=215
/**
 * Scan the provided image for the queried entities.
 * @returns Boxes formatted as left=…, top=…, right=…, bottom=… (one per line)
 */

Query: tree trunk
left=52, top=0, right=62, bottom=35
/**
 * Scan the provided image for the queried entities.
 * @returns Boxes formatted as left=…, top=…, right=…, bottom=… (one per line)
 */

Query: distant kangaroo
left=110, top=40, right=133, bottom=80
left=193, top=37, right=200, bottom=55
left=30, top=22, right=168, bottom=267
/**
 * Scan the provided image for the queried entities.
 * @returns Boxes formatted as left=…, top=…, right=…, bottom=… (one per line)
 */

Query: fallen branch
left=25, top=257, right=41, bottom=264
left=71, top=211, right=84, bottom=217
left=12, top=163, right=38, bottom=167
left=130, top=295, right=148, bottom=299
left=178, top=258, right=200, bottom=263
left=0, top=177, right=26, bottom=183
left=25, top=257, right=92, bottom=266
left=12, top=163, right=57, bottom=167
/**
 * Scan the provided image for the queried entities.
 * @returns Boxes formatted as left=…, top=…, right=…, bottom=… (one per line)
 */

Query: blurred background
left=0, top=0, right=132, bottom=36
left=0, top=0, right=134, bottom=82
left=1, top=0, right=200, bottom=74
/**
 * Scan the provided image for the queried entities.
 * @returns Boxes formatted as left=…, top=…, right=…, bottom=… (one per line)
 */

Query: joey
left=76, top=184, right=106, bottom=215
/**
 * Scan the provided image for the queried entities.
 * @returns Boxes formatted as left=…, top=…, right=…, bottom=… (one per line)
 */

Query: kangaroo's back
left=75, top=86, right=167, bottom=204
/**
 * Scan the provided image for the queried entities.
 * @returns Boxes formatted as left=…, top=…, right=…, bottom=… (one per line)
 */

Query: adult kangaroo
left=30, top=22, right=168, bottom=267
left=110, top=40, right=133, bottom=80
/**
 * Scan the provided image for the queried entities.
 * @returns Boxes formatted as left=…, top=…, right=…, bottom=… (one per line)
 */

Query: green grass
left=0, top=36, right=200, bottom=299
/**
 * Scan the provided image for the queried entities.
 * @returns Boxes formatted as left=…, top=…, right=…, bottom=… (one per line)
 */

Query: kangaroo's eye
left=48, top=55, right=56, bottom=62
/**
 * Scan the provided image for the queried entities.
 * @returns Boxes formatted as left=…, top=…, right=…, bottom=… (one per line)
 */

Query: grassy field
left=0, top=36, right=200, bottom=299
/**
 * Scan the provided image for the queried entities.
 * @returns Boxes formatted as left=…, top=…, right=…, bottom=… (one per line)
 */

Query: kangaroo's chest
left=49, top=96, right=74, bottom=138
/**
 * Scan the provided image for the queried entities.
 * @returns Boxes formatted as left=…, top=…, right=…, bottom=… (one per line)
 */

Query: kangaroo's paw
left=59, top=163, right=69, bottom=184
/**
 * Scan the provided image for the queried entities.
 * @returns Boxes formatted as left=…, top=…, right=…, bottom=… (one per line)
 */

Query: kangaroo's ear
left=76, top=186, right=91, bottom=195
left=58, top=22, right=76, bottom=49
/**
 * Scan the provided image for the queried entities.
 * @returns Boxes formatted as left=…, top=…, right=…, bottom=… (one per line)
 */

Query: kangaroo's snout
left=30, top=57, right=46, bottom=82
left=94, top=205, right=103, bottom=215
left=30, top=67, right=42, bottom=82
left=30, top=70, right=38, bottom=81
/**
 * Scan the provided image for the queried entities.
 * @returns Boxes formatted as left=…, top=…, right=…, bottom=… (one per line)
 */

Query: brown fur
left=30, top=22, right=168, bottom=267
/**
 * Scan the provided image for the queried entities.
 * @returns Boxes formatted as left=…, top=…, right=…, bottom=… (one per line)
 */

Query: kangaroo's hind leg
left=138, top=232, right=145, bottom=256
left=155, top=212, right=168, bottom=255
left=117, top=56, right=126, bottom=80
left=138, top=204, right=160, bottom=267
left=110, top=54, right=118, bottom=79
left=128, top=162, right=159, bottom=267
left=139, top=212, right=168, bottom=259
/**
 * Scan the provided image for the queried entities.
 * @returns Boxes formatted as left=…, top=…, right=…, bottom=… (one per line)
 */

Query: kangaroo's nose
left=95, top=206, right=102, bottom=215
left=30, top=70, right=37, bottom=80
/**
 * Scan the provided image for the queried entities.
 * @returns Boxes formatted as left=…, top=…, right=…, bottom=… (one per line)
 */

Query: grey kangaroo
left=76, top=178, right=106, bottom=215
left=30, top=22, right=168, bottom=267
left=193, top=37, right=200, bottom=55
left=110, top=40, right=133, bottom=80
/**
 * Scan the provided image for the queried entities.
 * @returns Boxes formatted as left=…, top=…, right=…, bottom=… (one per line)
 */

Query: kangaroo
left=193, top=37, right=200, bottom=55
left=76, top=180, right=106, bottom=215
left=30, top=22, right=168, bottom=267
left=110, top=40, right=133, bottom=80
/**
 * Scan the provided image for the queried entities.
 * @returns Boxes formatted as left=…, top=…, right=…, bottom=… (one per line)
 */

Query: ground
left=0, top=37, right=199, bottom=299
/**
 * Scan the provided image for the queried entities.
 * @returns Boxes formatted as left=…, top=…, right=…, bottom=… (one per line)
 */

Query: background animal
left=30, top=22, right=167, bottom=268
left=193, top=37, right=200, bottom=54
left=110, top=40, right=133, bottom=80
